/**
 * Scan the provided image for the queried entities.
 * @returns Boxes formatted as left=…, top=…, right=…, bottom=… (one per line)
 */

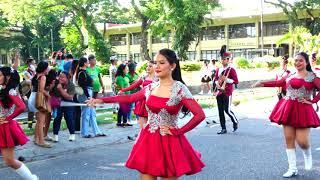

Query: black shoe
left=127, top=136, right=135, bottom=141
left=95, top=133, right=107, bottom=137
left=116, top=123, right=125, bottom=127
left=217, top=129, right=227, bottom=134
left=83, top=135, right=92, bottom=138
left=123, top=123, right=133, bottom=126
left=233, top=123, right=238, bottom=132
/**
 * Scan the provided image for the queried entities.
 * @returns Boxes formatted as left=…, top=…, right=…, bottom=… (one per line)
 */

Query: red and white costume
left=262, top=72, right=320, bottom=128
left=0, top=89, right=28, bottom=148
left=100, top=81, right=205, bottom=177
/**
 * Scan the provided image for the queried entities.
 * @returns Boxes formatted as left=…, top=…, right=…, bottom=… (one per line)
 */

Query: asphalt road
left=1, top=117, right=320, bottom=180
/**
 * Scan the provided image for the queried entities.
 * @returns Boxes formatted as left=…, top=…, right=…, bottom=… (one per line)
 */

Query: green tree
left=265, top=0, right=320, bottom=34
left=0, top=0, right=64, bottom=61
left=151, top=0, right=219, bottom=60
left=130, top=0, right=158, bottom=61
left=277, top=26, right=320, bottom=55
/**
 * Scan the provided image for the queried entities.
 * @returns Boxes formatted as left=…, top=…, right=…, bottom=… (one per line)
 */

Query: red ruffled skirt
left=0, top=120, right=29, bottom=148
left=269, top=99, right=320, bottom=128
left=125, top=125, right=205, bottom=177
left=133, top=99, right=148, bottom=117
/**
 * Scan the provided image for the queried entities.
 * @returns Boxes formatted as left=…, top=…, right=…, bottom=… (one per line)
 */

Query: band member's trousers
left=216, top=93, right=238, bottom=129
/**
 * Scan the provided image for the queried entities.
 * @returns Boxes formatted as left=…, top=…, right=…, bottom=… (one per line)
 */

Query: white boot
left=69, top=134, right=75, bottom=141
left=283, top=149, right=298, bottom=178
left=15, top=163, right=39, bottom=180
left=53, top=135, right=59, bottom=142
left=198, top=90, right=203, bottom=95
left=302, top=147, right=312, bottom=170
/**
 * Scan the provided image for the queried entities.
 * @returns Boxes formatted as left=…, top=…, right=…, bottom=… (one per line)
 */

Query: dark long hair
left=0, top=67, right=20, bottom=108
left=70, top=59, right=79, bottom=77
left=158, top=48, right=189, bottom=116
left=76, top=57, right=87, bottom=81
left=128, top=62, right=137, bottom=77
left=297, top=52, right=312, bottom=72
left=36, top=61, right=49, bottom=74
left=115, top=64, right=127, bottom=78
left=158, top=48, right=185, bottom=84
left=46, top=69, right=57, bottom=87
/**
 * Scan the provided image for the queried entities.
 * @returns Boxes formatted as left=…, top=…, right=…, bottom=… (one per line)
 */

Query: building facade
left=102, top=6, right=319, bottom=61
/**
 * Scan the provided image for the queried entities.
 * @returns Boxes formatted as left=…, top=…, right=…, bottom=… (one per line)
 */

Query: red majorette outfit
left=0, top=89, right=28, bottom=148
left=100, top=81, right=205, bottom=177
left=120, top=76, right=156, bottom=117
left=262, top=71, right=320, bottom=128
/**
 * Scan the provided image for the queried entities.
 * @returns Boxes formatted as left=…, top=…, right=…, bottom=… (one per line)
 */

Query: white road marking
left=97, top=166, right=116, bottom=170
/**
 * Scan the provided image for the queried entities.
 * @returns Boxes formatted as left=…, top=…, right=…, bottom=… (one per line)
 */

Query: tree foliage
left=265, top=0, right=320, bottom=35
left=277, top=26, right=320, bottom=55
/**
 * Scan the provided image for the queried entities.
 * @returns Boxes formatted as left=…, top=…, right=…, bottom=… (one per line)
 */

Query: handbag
left=74, top=85, right=84, bottom=95
left=35, top=76, right=51, bottom=112
left=50, top=95, right=61, bottom=108
left=76, top=71, right=88, bottom=103
left=36, top=91, right=51, bottom=112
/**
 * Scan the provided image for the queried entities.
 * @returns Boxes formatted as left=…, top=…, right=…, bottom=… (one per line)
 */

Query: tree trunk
left=140, top=19, right=151, bottom=61
left=103, top=22, right=107, bottom=38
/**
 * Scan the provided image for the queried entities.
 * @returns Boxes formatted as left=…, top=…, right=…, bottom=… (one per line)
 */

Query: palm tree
left=277, top=26, right=311, bottom=56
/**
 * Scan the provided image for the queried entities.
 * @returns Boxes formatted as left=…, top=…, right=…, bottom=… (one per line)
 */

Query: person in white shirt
left=199, top=60, right=212, bottom=95
left=109, top=56, right=118, bottom=94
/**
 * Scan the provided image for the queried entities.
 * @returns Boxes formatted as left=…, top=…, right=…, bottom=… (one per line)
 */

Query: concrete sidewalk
left=0, top=87, right=277, bottom=168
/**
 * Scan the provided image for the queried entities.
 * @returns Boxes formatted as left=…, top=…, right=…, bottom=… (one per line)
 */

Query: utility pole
left=260, top=0, right=264, bottom=56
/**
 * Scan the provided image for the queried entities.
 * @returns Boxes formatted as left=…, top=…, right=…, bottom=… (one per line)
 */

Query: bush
left=180, top=62, right=201, bottom=71
left=136, top=61, right=148, bottom=74
left=100, top=64, right=111, bottom=75
left=253, top=61, right=268, bottom=68
left=18, top=65, right=28, bottom=73
left=266, top=60, right=280, bottom=69
left=234, top=57, right=251, bottom=69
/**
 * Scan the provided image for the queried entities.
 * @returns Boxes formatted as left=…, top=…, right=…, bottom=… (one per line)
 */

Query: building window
left=186, top=51, right=196, bottom=61
left=229, top=49, right=267, bottom=60
left=202, top=26, right=225, bottom=40
left=230, top=49, right=246, bottom=58
left=262, top=21, right=289, bottom=36
left=201, top=50, right=219, bottom=60
left=0, top=54, right=7, bottom=64
left=152, top=31, right=171, bottom=44
left=229, top=23, right=256, bottom=39
left=110, top=34, right=127, bottom=46
left=117, top=54, right=127, bottom=61
left=130, top=33, right=142, bottom=45
left=133, top=53, right=141, bottom=62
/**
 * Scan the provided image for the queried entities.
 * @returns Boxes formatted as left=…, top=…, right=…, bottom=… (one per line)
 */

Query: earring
left=171, top=68, right=174, bottom=71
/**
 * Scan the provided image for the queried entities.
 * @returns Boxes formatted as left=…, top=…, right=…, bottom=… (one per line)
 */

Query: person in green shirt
left=126, top=62, right=140, bottom=123
left=87, top=55, right=105, bottom=98
left=115, top=64, right=132, bottom=127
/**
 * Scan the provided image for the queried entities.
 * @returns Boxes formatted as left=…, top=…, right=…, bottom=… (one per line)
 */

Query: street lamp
left=260, top=0, right=264, bottom=57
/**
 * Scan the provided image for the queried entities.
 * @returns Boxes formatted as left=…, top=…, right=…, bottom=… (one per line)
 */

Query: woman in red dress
left=0, top=67, right=38, bottom=179
left=254, top=52, right=320, bottom=178
left=88, top=49, right=205, bottom=179
left=120, top=61, right=158, bottom=128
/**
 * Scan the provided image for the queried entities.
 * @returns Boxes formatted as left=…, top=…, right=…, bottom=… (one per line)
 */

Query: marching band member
left=253, top=52, right=320, bottom=177
left=87, top=49, right=205, bottom=179
left=215, top=45, right=239, bottom=134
